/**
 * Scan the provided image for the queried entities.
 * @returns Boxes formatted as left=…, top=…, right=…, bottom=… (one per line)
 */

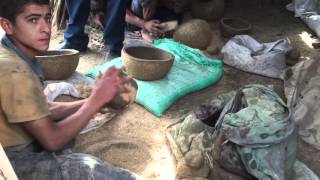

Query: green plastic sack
left=85, top=39, right=223, bottom=116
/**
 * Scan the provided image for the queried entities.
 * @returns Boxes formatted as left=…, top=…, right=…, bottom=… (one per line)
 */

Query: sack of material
left=85, top=39, right=223, bottom=116
left=284, top=59, right=320, bottom=150
left=286, top=0, right=318, bottom=17
left=166, top=85, right=318, bottom=179
left=286, top=0, right=320, bottom=38
left=216, top=85, right=296, bottom=179
left=221, top=35, right=290, bottom=79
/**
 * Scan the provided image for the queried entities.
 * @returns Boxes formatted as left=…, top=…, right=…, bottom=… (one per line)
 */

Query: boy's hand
left=89, top=67, right=131, bottom=107
left=143, top=20, right=163, bottom=34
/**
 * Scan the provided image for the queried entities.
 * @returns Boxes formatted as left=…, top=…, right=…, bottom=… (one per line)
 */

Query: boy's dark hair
left=0, top=0, right=50, bottom=23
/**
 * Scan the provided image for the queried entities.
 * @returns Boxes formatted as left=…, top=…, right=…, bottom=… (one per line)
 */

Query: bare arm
left=48, top=99, right=87, bottom=121
left=22, top=98, right=102, bottom=151
left=21, top=68, right=131, bottom=152
left=125, top=9, right=162, bottom=33
left=125, top=9, right=146, bottom=29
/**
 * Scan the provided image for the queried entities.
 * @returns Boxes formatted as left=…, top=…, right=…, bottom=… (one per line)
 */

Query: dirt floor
left=50, top=1, right=320, bottom=179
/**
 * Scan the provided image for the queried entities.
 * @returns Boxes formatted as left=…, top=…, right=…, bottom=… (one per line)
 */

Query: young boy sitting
left=0, top=0, right=141, bottom=179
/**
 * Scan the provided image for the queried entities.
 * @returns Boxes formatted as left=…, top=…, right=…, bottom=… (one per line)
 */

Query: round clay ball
left=108, top=78, right=138, bottom=109
left=173, top=19, right=212, bottom=50
left=184, top=150, right=204, bottom=169
left=285, top=48, right=301, bottom=66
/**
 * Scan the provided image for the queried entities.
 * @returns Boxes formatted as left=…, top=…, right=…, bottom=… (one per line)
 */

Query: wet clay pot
left=173, top=19, right=212, bottom=50
left=36, top=49, right=79, bottom=80
left=191, top=0, right=225, bottom=21
left=220, top=18, right=252, bottom=37
left=121, top=46, right=174, bottom=81
left=108, top=78, right=138, bottom=109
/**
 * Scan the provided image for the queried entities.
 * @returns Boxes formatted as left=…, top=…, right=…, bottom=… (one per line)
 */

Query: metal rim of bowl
left=122, top=46, right=174, bottom=62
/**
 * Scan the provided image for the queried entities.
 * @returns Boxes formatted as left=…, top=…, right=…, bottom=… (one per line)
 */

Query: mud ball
left=184, top=150, right=204, bottom=169
left=108, top=78, right=138, bottom=109
left=191, top=0, right=225, bottom=21
left=173, top=19, right=212, bottom=50
left=285, top=48, right=301, bottom=66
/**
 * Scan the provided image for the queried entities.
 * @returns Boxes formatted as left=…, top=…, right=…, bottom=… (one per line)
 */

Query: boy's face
left=1, top=3, right=51, bottom=56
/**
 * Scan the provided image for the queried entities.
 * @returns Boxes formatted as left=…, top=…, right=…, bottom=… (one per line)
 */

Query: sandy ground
left=50, top=1, right=319, bottom=179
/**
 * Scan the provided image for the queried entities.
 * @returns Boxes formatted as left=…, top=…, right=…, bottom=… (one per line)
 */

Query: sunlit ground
left=141, top=131, right=176, bottom=180
left=0, top=27, right=4, bottom=38
left=299, top=31, right=314, bottom=48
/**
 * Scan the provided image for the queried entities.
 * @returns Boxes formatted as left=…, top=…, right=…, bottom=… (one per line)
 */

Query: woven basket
left=121, top=46, right=174, bottom=81
left=36, top=49, right=79, bottom=80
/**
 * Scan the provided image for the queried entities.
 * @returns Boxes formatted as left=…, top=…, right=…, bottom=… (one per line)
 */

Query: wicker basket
left=36, top=49, right=79, bottom=80
left=121, top=46, right=174, bottom=81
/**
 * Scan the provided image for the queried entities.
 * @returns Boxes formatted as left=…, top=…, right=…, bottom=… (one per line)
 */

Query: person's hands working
left=90, top=67, right=131, bottom=107
left=143, top=19, right=163, bottom=34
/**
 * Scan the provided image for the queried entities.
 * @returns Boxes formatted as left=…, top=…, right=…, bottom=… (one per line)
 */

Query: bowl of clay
left=121, top=46, right=174, bottom=81
left=220, top=18, right=251, bottom=37
left=36, top=49, right=79, bottom=80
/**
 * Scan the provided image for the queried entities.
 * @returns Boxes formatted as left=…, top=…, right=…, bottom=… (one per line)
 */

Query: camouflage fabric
left=166, top=91, right=238, bottom=179
left=215, top=85, right=296, bottom=180
left=166, top=85, right=318, bottom=180
left=5, top=142, right=141, bottom=180
left=284, top=59, right=320, bottom=150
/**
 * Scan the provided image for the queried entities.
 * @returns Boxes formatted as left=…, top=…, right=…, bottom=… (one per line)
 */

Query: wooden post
left=0, top=144, right=18, bottom=180
left=51, top=0, right=68, bottom=35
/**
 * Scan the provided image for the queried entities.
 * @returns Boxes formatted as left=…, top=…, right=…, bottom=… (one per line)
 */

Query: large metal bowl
left=36, top=49, right=79, bottom=80
left=121, top=46, right=174, bottom=81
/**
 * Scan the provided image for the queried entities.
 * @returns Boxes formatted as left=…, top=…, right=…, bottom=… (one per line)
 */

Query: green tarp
left=85, top=39, right=223, bottom=116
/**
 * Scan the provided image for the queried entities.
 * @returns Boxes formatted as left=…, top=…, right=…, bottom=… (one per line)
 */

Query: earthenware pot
left=220, top=18, right=252, bottom=37
left=121, top=46, right=174, bottom=81
left=36, top=49, right=79, bottom=80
